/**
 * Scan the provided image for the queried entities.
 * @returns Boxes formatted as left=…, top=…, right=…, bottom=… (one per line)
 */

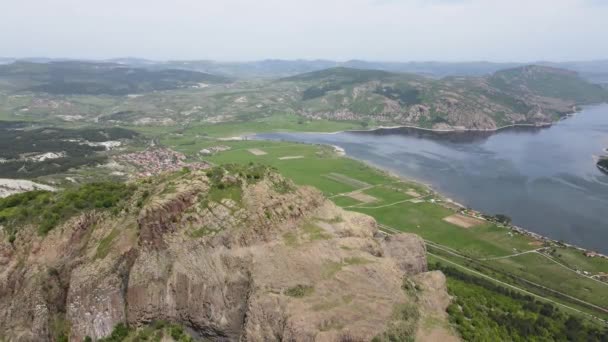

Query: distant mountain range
left=0, top=61, right=229, bottom=95
left=0, top=60, right=606, bottom=130
left=2, top=57, right=608, bottom=82
left=276, top=65, right=607, bottom=130
left=124, top=59, right=608, bottom=83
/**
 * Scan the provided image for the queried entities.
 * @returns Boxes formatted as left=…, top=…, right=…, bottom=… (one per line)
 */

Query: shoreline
left=250, top=103, right=608, bottom=258
left=293, top=104, right=608, bottom=136
left=302, top=140, right=608, bottom=260
left=295, top=121, right=556, bottom=136
left=342, top=148, right=608, bottom=259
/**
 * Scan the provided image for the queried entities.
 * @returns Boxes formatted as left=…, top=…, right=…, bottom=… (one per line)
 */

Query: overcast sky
left=1, top=0, right=607, bottom=62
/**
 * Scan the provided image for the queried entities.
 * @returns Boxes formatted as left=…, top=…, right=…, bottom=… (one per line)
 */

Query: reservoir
left=257, top=104, right=608, bottom=253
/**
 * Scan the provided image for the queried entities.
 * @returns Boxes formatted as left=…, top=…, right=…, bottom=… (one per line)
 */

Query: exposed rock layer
left=0, top=170, right=456, bottom=341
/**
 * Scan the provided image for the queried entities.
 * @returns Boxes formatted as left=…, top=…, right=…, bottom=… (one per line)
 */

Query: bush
left=284, top=284, right=314, bottom=298
left=169, top=324, right=184, bottom=340
left=0, top=182, right=134, bottom=240
left=494, top=214, right=512, bottom=224
left=98, top=323, right=130, bottom=342
left=372, top=303, right=419, bottom=342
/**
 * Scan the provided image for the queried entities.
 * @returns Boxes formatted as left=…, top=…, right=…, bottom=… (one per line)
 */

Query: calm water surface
left=257, top=104, right=608, bottom=253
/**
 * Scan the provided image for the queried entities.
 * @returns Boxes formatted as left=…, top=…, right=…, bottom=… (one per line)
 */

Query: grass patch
left=323, top=172, right=370, bottom=188
left=207, top=184, right=243, bottom=205
left=95, top=227, right=120, bottom=259
left=316, top=215, right=344, bottom=224
left=312, top=299, right=342, bottom=312
left=319, top=257, right=371, bottom=279
left=321, top=261, right=344, bottom=279
left=343, top=256, right=372, bottom=266
left=97, top=321, right=194, bottom=342
left=362, top=184, right=415, bottom=205
left=272, top=178, right=296, bottom=194
left=185, top=114, right=360, bottom=138
left=283, top=232, right=299, bottom=247
left=331, top=195, right=362, bottom=207
left=372, top=303, right=420, bottom=342
left=302, top=222, right=331, bottom=241
left=190, top=226, right=215, bottom=238
left=50, top=315, right=70, bottom=342
left=318, top=319, right=345, bottom=332
left=284, top=284, right=314, bottom=298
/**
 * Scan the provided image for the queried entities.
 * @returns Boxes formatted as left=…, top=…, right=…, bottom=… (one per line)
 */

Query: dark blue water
left=257, top=105, right=608, bottom=253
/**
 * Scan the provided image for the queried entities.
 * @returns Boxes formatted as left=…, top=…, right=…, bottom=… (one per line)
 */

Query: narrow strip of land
left=346, top=195, right=432, bottom=209
left=377, top=223, right=608, bottom=322
left=478, top=248, right=544, bottom=261
left=428, top=252, right=604, bottom=323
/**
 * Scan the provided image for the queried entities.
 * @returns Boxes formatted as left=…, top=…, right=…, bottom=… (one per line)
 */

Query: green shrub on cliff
left=1, top=182, right=134, bottom=240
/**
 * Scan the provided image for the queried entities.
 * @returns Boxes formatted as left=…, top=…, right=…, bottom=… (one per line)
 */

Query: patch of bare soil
left=248, top=148, right=267, bottom=156
left=417, top=327, right=460, bottom=342
left=406, top=189, right=421, bottom=198
left=0, top=179, right=56, bottom=198
left=528, top=240, right=544, bottom=246
left=346, top=191, right=378, bottom=204
left=323, top=173, right=370, bottom=188
left=278, top=156, right=304, bottom=160
left=442, top=214, right=483, bottom=228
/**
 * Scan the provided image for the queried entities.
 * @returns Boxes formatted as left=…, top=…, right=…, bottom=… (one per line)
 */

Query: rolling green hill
left=0, top=61, right=230, bottom=95
left=278, top=65, right=608, bottom=130
left=281, top=66, right=396, bottom=83
left=0, top=62, right=605, bottom=131
left=489, top=65, right=608, bottom=103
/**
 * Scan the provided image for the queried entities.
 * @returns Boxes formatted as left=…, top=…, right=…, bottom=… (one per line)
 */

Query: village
left=116, top=148, right=210, bottom=177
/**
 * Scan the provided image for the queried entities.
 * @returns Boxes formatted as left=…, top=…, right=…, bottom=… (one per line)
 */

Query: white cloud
left=0, top=0, right=606, bottom=61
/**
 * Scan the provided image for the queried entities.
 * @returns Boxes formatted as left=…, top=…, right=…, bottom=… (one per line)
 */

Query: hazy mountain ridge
left=113, top=58, right=608, bottom=81
left=0, top=61, right=230, bottom=95
left=4, top=58, right=608, bottom=81
left=282, top=65, right=607, bottom=130
left=117, top=58, right=608, bottom=82
left=0, top=60, right=605, bottom=130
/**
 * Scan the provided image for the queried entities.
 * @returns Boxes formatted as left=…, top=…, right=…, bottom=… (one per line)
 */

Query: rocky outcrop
left=0, top=179, right=56, bottom=198
left=0, top=169, right=455, bottom=341
left=598, top=157, right=608, bottom=175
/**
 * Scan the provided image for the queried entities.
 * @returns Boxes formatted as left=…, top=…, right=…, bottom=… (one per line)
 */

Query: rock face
left=0, top=168, right=456, bottom=341
left=0, top=178, right=56, bottom=198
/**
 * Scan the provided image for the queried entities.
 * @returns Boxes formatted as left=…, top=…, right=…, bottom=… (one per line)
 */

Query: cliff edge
left=0, top=165, right=457, bottom=341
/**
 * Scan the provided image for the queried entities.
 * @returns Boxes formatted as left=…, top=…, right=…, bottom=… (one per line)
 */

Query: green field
left=130, top=114, right=363, bottom=145
left=154, top=131, right=608, bottom=321
left=492, top=253, right=608, bottom=311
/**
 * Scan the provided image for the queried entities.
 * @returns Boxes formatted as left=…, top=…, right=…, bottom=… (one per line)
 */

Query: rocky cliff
left=0, top=166, right=456, bottom=341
